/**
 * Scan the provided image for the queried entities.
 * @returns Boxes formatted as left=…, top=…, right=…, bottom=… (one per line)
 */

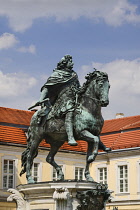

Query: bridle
left=82, top=94, right=101, bottom=104
left=78, top=76, right=109, bottom=105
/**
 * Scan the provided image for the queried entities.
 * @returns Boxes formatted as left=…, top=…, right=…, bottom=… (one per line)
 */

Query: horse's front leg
left=85, top=157, right=94, bottom=182
left=81, top=130, right=99, bottom=163
left=81, top=130, right=99, bottom=182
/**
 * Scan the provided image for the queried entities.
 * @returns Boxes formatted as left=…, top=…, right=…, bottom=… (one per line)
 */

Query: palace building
left=0, top=107, right=140, bottom=210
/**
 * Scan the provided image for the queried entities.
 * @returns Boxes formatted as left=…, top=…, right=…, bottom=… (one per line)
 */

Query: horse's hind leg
left=26, top=138, right=42, bottom=184
left=46, top=141, right=64, bottom=180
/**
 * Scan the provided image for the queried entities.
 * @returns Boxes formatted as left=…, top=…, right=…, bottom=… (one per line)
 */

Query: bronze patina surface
left=20, top=55, right=111, bottom=184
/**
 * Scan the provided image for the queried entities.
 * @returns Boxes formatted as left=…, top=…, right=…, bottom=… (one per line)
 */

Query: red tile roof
left=0, top=125, right=28, bottom=145
left=0, top=107, right=140, bottom=152
left=102, top=115, right=140, bottom=133
left=0, top=107, right=33, bottom=126
left=0, top=125, right=87, bottom=153
left=1, top=107, right=140, bottom=133
left=101, top=130, right=140, bottom=150
left=1, top=124, right=140, bottom=152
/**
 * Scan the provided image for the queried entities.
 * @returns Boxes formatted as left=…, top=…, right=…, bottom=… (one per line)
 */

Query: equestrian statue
left=20, top=55, right=111, bottom=184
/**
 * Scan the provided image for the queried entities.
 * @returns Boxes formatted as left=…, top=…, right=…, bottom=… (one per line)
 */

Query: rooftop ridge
left=104, top=114, right=140, bottom=122
left=0, top=106, right=140, bottom=121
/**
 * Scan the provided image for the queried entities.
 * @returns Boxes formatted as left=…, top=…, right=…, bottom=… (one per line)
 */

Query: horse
left=20, top=70, right=110, bottom=184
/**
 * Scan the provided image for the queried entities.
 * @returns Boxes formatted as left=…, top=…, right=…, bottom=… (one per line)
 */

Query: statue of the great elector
left=22, top=55, right=111, bottom=184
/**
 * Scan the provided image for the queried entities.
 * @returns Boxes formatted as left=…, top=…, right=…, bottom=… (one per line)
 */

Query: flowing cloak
left=40, top=69, right=80, bottom=119
left=42, top=69, right=77, bottom=86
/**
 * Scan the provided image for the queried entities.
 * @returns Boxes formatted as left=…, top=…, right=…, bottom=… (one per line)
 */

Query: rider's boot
left=99, top=140, right=111, bottom=152
left=65, top=111, right=78, bottom=146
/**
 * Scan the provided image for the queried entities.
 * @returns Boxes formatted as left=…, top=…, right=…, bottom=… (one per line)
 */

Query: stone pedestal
left=7, top=181, right=111, bottom=210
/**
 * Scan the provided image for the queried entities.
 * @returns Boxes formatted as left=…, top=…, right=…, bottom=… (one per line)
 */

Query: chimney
left=116, top=113, right=124, bottom=119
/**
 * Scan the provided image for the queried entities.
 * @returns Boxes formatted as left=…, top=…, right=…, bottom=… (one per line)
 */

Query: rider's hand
left=35, top=101, right=40, bottom=106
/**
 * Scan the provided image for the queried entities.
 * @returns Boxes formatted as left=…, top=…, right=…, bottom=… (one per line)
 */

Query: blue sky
left=0, top=0, right=140, bottom=120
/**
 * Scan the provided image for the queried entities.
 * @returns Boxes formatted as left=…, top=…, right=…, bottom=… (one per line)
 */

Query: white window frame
left=96, top=163, right=108, bottom=184
left=74, top=166, right=85, bottom=180
left=31, top=158, right=42, bottom=182
left=116, top=161, right=129, bottom=194
left=98, top=167, right=107, bottom=184
left=2, top=155, right=18, bottom=189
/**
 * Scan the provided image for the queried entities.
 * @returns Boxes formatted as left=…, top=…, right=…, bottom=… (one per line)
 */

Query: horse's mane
left=79, top=70, right=108, bottom=95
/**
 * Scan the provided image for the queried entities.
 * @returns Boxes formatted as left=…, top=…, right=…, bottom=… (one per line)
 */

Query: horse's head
left=84, top=71, right=110, bottom=107
left=93, top=71, right=110, bottom=107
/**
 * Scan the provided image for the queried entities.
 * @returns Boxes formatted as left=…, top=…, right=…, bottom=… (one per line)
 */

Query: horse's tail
left=20, top=127, right=38, bottom=176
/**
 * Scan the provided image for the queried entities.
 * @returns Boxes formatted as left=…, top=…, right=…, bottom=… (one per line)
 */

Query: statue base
left=7, top=180, right=111, bottom=210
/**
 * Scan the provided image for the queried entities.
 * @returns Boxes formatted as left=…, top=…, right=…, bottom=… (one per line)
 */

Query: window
left=52, top=165, right=63, bottom=181
left=98, top=167, right=107, bottom=184
left=75, top=167, right=84, bottom=180
left=3, top=160, right=15, bottom=189
left=32, top=163, right=40, bottom=182
left=118, top=165, right=128, bottom=193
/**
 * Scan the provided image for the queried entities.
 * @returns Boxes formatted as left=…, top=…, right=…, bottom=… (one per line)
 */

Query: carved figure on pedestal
left=7, top=189, right=25, bottom=210
left=20, top=55, right=111, bottom=184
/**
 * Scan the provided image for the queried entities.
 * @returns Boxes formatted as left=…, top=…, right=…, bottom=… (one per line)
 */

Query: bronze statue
left=20, top=55, right=111, bottom=184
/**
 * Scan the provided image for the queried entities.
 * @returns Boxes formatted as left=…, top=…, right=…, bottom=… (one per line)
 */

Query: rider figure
left=35, top=55, right=80, bottom=146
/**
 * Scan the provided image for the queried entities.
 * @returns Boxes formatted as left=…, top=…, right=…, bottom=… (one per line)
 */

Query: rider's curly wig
left=57, top=55, right=72, bottom=70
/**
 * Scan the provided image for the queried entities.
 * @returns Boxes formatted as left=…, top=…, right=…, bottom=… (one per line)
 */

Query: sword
left=28, top=98, right=50, bottom=110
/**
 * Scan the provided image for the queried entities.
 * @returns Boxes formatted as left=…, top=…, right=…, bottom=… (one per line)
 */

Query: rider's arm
left=28, top=87, right=49, bottom=110
left=39, top=87, right=48, bottom=102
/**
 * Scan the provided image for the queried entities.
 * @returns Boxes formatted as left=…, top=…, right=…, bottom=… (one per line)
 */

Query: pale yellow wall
left=0, top=146, right=26, bottom=186
left=90, top=151, right=140, bottom=209
left=0, top=145, right=86, bottom=186
left=0, top=144, right=86, bottom=209
left=0, top=152, right=3, bottom=187
left=106, top=204, right=140, bottom=210
left=1, top=144, right=140, bottom=209
left=0, top=202, right=16, bottom=210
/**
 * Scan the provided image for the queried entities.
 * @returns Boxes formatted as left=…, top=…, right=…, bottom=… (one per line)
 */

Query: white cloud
left=1, top=58, right=140, bottom=118
left=0, top=71, right=37, bottom=97
left=17, top=45, right=36, bottom=54
left=80, top=58, right=140, bottom=119
left=92, top=58, right=140, bottom=95
left=0, top=0, right=140, bottom=32
left=0, top=33, right=18, bottom=49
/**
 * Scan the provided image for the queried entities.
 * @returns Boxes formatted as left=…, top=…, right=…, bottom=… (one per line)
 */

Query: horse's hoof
left=105, top=147, right=111, bottom=152
left=27, top=177, right=35, bottom=184
left=86, top=177, right=94, bottom=182
left=57, top=176, right=64, bottom=181
left=85, top=174, right=94, bottom=182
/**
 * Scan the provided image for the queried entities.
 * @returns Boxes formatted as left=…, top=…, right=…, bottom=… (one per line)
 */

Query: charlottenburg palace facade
left=1, top=107, right=140, bottom=210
